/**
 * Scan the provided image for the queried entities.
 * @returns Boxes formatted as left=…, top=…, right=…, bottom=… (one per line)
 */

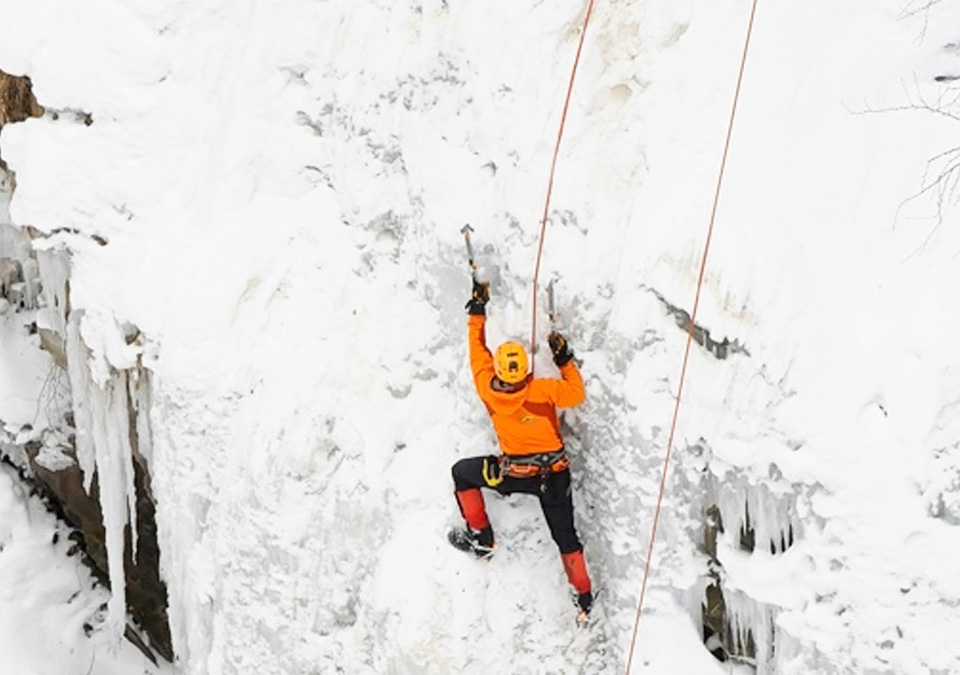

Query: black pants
left=452, top=455, right=583, bottom=554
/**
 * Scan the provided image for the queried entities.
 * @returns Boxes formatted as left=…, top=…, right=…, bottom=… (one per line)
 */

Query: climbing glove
left=547, top=331, right=574, bottom=366
left=465, top=279, right=490, bottom=316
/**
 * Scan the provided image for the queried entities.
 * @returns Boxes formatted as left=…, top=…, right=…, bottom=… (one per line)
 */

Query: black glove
left=465, top=279, right=489, bottom=316
left=547, top=331, right=574, bottom=366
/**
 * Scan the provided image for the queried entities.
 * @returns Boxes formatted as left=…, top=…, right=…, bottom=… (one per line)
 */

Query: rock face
left=0, top=70, right=43, bottom=124
left=25, top=442, right=173, bottom=662
left=1, top=69, right=172, bottom=663
left=0, top=69, right=43, bottom=175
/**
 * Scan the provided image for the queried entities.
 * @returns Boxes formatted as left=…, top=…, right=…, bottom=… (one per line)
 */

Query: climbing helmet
left=493, top=341, right=528, bottom=384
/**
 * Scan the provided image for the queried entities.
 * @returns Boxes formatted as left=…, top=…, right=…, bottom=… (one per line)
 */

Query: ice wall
left=30, top=241, right=157, bottom=645
left=2, top=68, right=168, bottom=655
left=2, top=1, right=960, bottom=674
left=30, top=244, right=170, bottom=656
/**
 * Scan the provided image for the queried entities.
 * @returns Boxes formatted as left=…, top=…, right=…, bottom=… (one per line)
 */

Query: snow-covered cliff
left=1, top=0, right=959, bottom=673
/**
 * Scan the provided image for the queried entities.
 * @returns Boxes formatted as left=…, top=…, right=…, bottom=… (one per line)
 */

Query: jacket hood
left=484, top=377, right=528, bottom=414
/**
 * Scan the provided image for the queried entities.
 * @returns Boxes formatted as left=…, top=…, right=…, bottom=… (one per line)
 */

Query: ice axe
left=460, top=223, right=477, bottom=281
left=531, top=277, right=559, bottom=360
left=547, top=277, right=558, bottom=330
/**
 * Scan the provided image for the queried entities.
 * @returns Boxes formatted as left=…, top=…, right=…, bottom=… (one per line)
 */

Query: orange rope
left=531, top=0, right=597, bottom=368
left=623, top=1, right=760, bottom=672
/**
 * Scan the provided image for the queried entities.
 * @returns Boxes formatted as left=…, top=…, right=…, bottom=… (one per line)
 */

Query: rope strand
left=530, top=0, right=597, bottom=368
left=623, top=1, right=760, bottom=672
left=523, top=0, right=759, bottom=666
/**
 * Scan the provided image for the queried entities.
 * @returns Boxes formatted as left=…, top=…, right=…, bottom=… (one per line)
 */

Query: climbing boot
left=575, top=591, right=593, bottom=627
left=447, top=526, right=495, bottom=560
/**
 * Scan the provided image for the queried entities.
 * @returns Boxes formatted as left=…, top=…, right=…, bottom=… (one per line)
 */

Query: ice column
left=64, top=308, right=140, bottom=640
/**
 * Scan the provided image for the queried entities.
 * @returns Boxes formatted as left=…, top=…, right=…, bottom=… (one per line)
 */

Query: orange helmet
left=494, top=341, right=529, bottom=384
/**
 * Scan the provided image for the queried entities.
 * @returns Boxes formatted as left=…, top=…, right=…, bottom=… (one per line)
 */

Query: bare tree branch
left=849, top=70, right=960, bottom=246
left=900, top=0, right=950, bottom=20
left=899, top=0, right=952, bottom=42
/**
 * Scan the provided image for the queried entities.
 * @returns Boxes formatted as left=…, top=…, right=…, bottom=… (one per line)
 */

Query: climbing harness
left=500, top=449, right=569, bottom=477
left=500, top=449, right=569, bottom=493
left=482, top=451, right=569, bottom=491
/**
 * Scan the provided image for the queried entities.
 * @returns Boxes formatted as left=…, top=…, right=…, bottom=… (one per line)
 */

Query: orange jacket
left=469, top=315, right=585, bottom=456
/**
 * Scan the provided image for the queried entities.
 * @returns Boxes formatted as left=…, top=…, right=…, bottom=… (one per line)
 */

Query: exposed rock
left=0, top=69, right=44, bottom=125
left=0, top=257, right=23, bottom=300
left=0, top=69, right=44, bottom=176
left=648, top=287, right=750, bottom=359
left=25, top=440, right=173, bottom=662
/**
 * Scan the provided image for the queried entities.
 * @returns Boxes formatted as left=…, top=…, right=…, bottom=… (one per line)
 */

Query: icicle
left=721, top=586, right=778, bottom=673
left=20, top=257, right=39, bottom=309
left=703, top=463, right=800, bottom=560
left=685, top=441, right=813, bottom=673
left=34, top=249, right=71, bottom=341
left=63, top=309, right=141, bottom=643
left=66, top=312, right=97, bottom=489
left=116, top=370, right=138, bottom=561
left=130, top=365, right=155, bottom=464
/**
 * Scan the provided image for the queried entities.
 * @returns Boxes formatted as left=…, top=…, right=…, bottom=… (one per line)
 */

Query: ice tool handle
left=461, top=223, right=477, bottom=281
left=547, top=278, right=557, bottom=330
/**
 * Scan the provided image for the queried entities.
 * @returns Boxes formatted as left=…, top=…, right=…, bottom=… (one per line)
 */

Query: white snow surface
left=0, top=462, right=167, bottom=675
left=1, top=0, right=959, bottom=673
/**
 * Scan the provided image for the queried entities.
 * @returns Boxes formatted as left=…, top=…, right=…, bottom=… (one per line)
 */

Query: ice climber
left=449, top=278, right=594, bottom=623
